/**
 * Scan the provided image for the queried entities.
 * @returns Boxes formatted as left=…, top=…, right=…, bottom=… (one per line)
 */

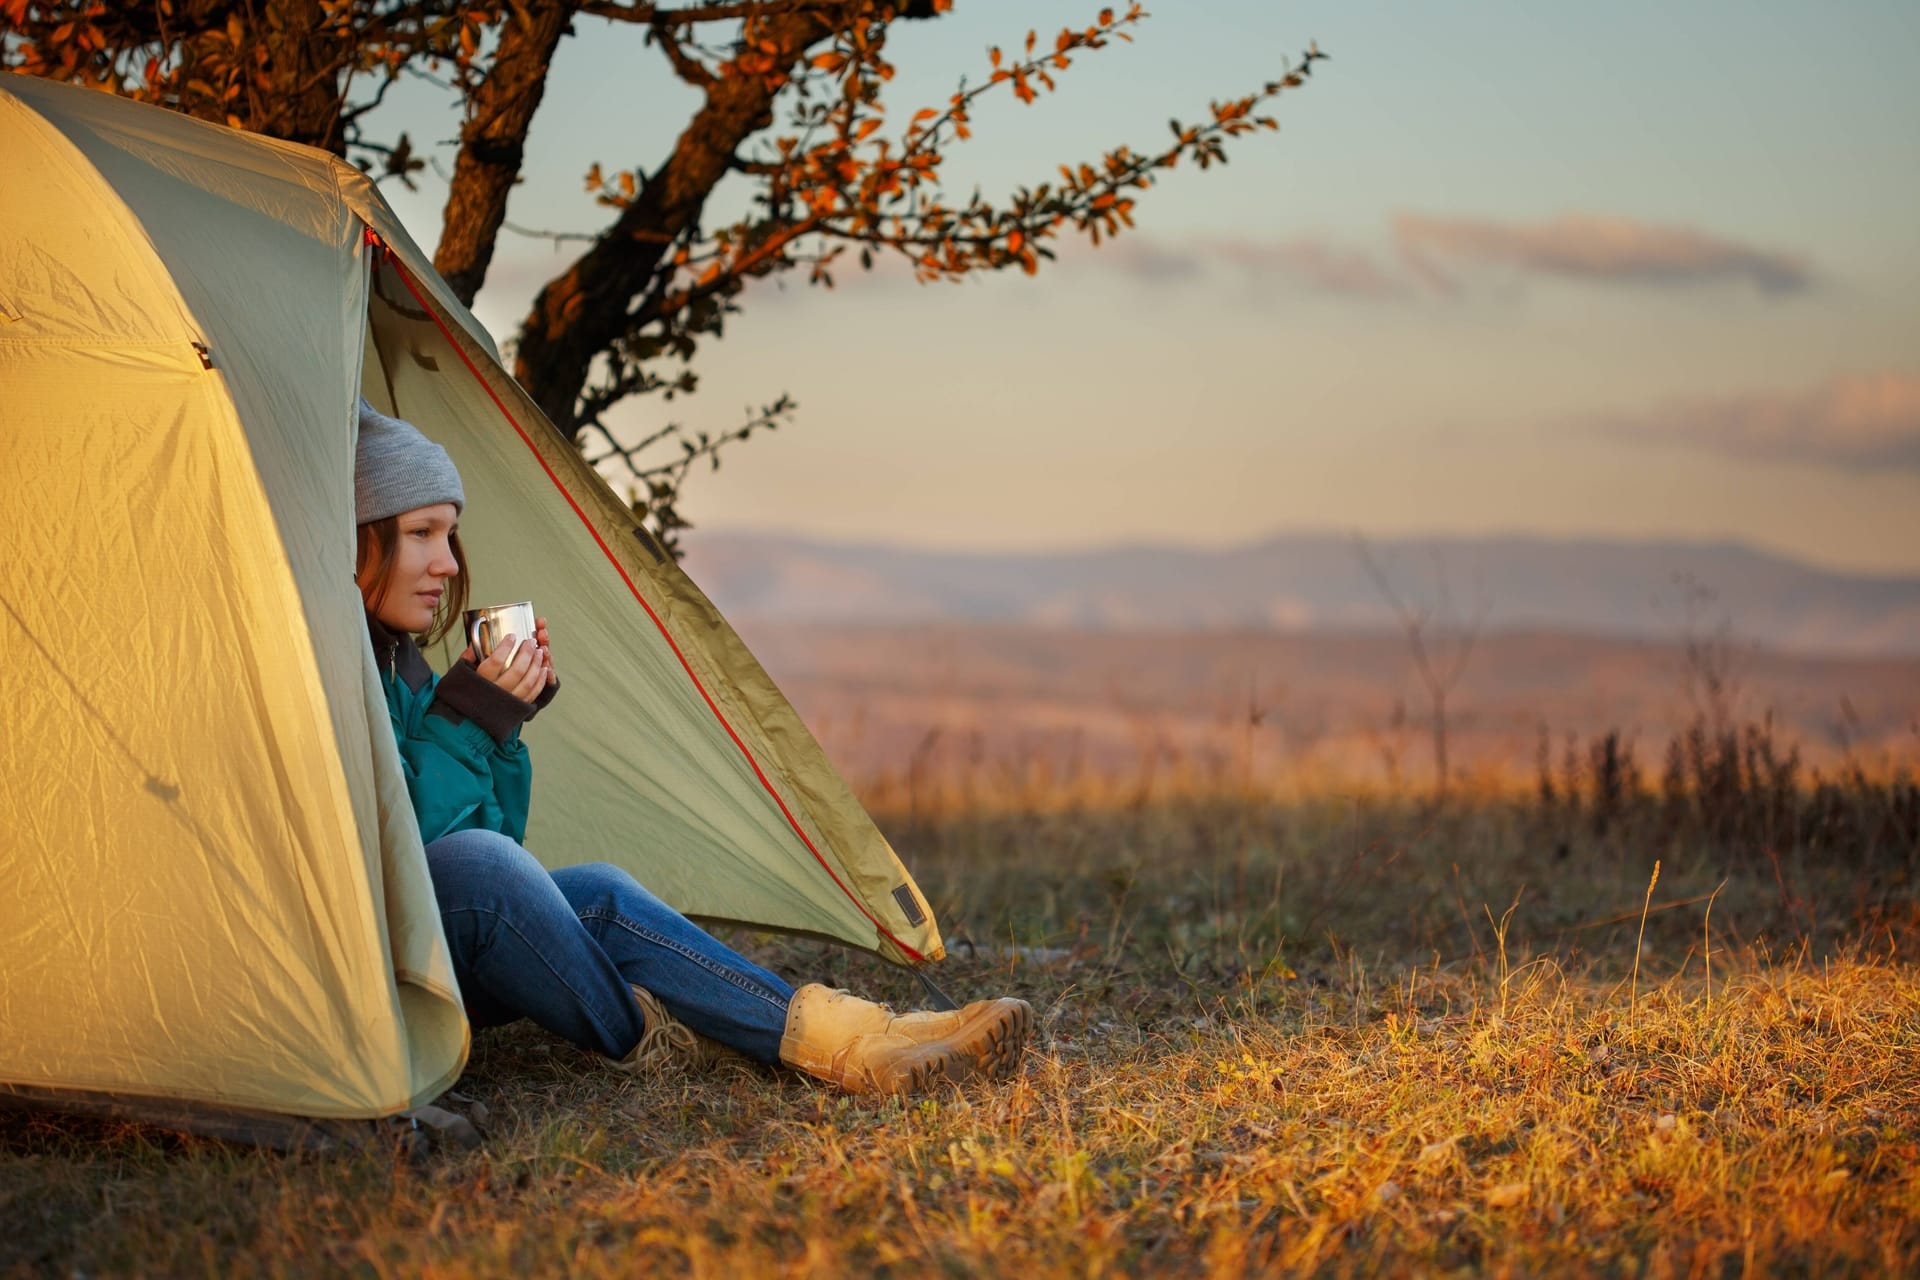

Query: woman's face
left=357, top=503, right=460, bottom=634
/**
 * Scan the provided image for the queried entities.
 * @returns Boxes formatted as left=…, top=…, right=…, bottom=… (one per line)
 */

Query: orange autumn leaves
left=579, top=4, right=1321, bottom=291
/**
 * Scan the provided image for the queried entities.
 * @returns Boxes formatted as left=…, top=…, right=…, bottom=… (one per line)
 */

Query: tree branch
left=651, top=22, right=718, bottom=89
left=513, top=2, right=852, bottom=430
left=580, top=0, right=833, bottom=25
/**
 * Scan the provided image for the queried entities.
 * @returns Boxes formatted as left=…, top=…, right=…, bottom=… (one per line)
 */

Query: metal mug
left=463, top=601, right=537, bottom=666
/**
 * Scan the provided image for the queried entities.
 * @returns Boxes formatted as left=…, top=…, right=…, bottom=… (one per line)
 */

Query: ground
left=5, top=792, right=1918, bottom=1277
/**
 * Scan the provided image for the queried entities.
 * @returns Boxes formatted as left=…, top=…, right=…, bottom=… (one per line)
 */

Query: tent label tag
left=891, top=885, right=928, bottom=926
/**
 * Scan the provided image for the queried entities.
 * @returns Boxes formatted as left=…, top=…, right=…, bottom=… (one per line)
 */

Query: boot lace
left=613, top=984, right=750, bottom=1076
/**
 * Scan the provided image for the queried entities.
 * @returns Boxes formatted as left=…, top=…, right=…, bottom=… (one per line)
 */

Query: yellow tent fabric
left=0, top=75, right=941, bottom=1126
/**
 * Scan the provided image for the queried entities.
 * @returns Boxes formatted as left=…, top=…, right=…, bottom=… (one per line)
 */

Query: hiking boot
left=610, top=984, right=750, bottom=1076
left=778, top=983, right=1032, bottom=1095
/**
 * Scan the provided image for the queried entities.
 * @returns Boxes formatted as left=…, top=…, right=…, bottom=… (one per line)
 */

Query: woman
left=353, top=401, right=1030, bottom=1094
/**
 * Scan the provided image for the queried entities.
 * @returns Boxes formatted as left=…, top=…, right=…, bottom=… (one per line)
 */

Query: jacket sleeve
left=391, top=698, right=535, bottom=845
left=430, top=659, right=540, bottom=742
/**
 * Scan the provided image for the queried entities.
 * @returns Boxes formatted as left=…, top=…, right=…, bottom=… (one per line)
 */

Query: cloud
left=1076, top=234, right=1403, bottom=298
left=1598, top=372, right=1920, bottom=471
left=1208, top=237, right=1406, bottom=298
left=1394, top=212, right=1812, bottom=296
left=1076, top=212, right=1811, bottom=301
left=474, top=210, right=1814, bottom=314
left=1095, top=237, right=1208, bottom=283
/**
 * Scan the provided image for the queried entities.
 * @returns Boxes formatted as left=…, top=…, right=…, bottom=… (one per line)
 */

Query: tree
left=3, top=1, right=1324, bottom=552
left=1353, top=535, right=1488, bottom=807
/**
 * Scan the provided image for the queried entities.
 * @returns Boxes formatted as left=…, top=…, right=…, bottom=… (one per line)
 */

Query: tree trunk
left=434, top=0, right=578, bottom=306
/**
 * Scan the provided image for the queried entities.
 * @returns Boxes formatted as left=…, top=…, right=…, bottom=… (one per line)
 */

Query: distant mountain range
left=684, top=531, right=1920, bottom=657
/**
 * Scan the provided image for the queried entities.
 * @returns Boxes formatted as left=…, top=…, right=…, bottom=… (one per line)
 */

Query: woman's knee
left=550, top=861, right=660, bottom=914
left=424, top=828, right=552, bottom=908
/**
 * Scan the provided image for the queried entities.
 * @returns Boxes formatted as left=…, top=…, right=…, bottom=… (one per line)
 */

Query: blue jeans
left=424, top=828, right=795, bottom=1064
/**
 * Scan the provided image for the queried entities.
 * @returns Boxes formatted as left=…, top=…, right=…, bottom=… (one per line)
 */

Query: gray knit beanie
left=355, top=398, right=464, bottom=524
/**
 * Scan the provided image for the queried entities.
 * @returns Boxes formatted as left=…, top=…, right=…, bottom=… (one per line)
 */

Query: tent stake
left=910, top=968, right=961, bottom=1011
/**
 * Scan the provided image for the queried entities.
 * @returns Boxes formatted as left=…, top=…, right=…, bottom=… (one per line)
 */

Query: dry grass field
left=736, top=621, right=1920, bottom=798
left=6, top=720, right=1919, bottom=1277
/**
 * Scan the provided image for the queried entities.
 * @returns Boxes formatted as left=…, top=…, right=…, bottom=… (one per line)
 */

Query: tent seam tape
left=375, top=239, right=923, bottom=964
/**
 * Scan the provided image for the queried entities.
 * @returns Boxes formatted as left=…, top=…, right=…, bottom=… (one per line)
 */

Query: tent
left=0, top=74, right=943, bottom=1134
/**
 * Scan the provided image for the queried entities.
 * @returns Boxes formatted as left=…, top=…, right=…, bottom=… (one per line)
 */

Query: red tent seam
left=371, top=238, right=924, bottom=963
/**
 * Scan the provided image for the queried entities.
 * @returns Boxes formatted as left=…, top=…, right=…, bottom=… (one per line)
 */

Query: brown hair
left=355, top=515, right=469, bottom=647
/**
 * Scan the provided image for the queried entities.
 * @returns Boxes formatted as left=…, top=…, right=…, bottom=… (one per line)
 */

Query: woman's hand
left=460, top=631, right=549, bottom=702
left=533, top=615, right=558, bottom=691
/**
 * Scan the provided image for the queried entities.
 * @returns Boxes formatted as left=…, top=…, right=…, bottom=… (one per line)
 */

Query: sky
left=372, top=1, right=1920, bottom=575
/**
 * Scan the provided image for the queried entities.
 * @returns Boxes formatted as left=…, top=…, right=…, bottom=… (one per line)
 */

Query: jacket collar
left=365, top=613, right=435, bottom=693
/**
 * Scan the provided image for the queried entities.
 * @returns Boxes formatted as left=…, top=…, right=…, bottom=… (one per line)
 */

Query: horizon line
left=687, top=523, right=1920, bottom=583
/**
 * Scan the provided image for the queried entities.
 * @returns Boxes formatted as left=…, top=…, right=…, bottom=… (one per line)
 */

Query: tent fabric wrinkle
left=2, top=72, right=942, bottom=1131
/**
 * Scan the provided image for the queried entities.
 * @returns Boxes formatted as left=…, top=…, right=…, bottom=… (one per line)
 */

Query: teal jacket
left=368, top=615, right=556, bottom=845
